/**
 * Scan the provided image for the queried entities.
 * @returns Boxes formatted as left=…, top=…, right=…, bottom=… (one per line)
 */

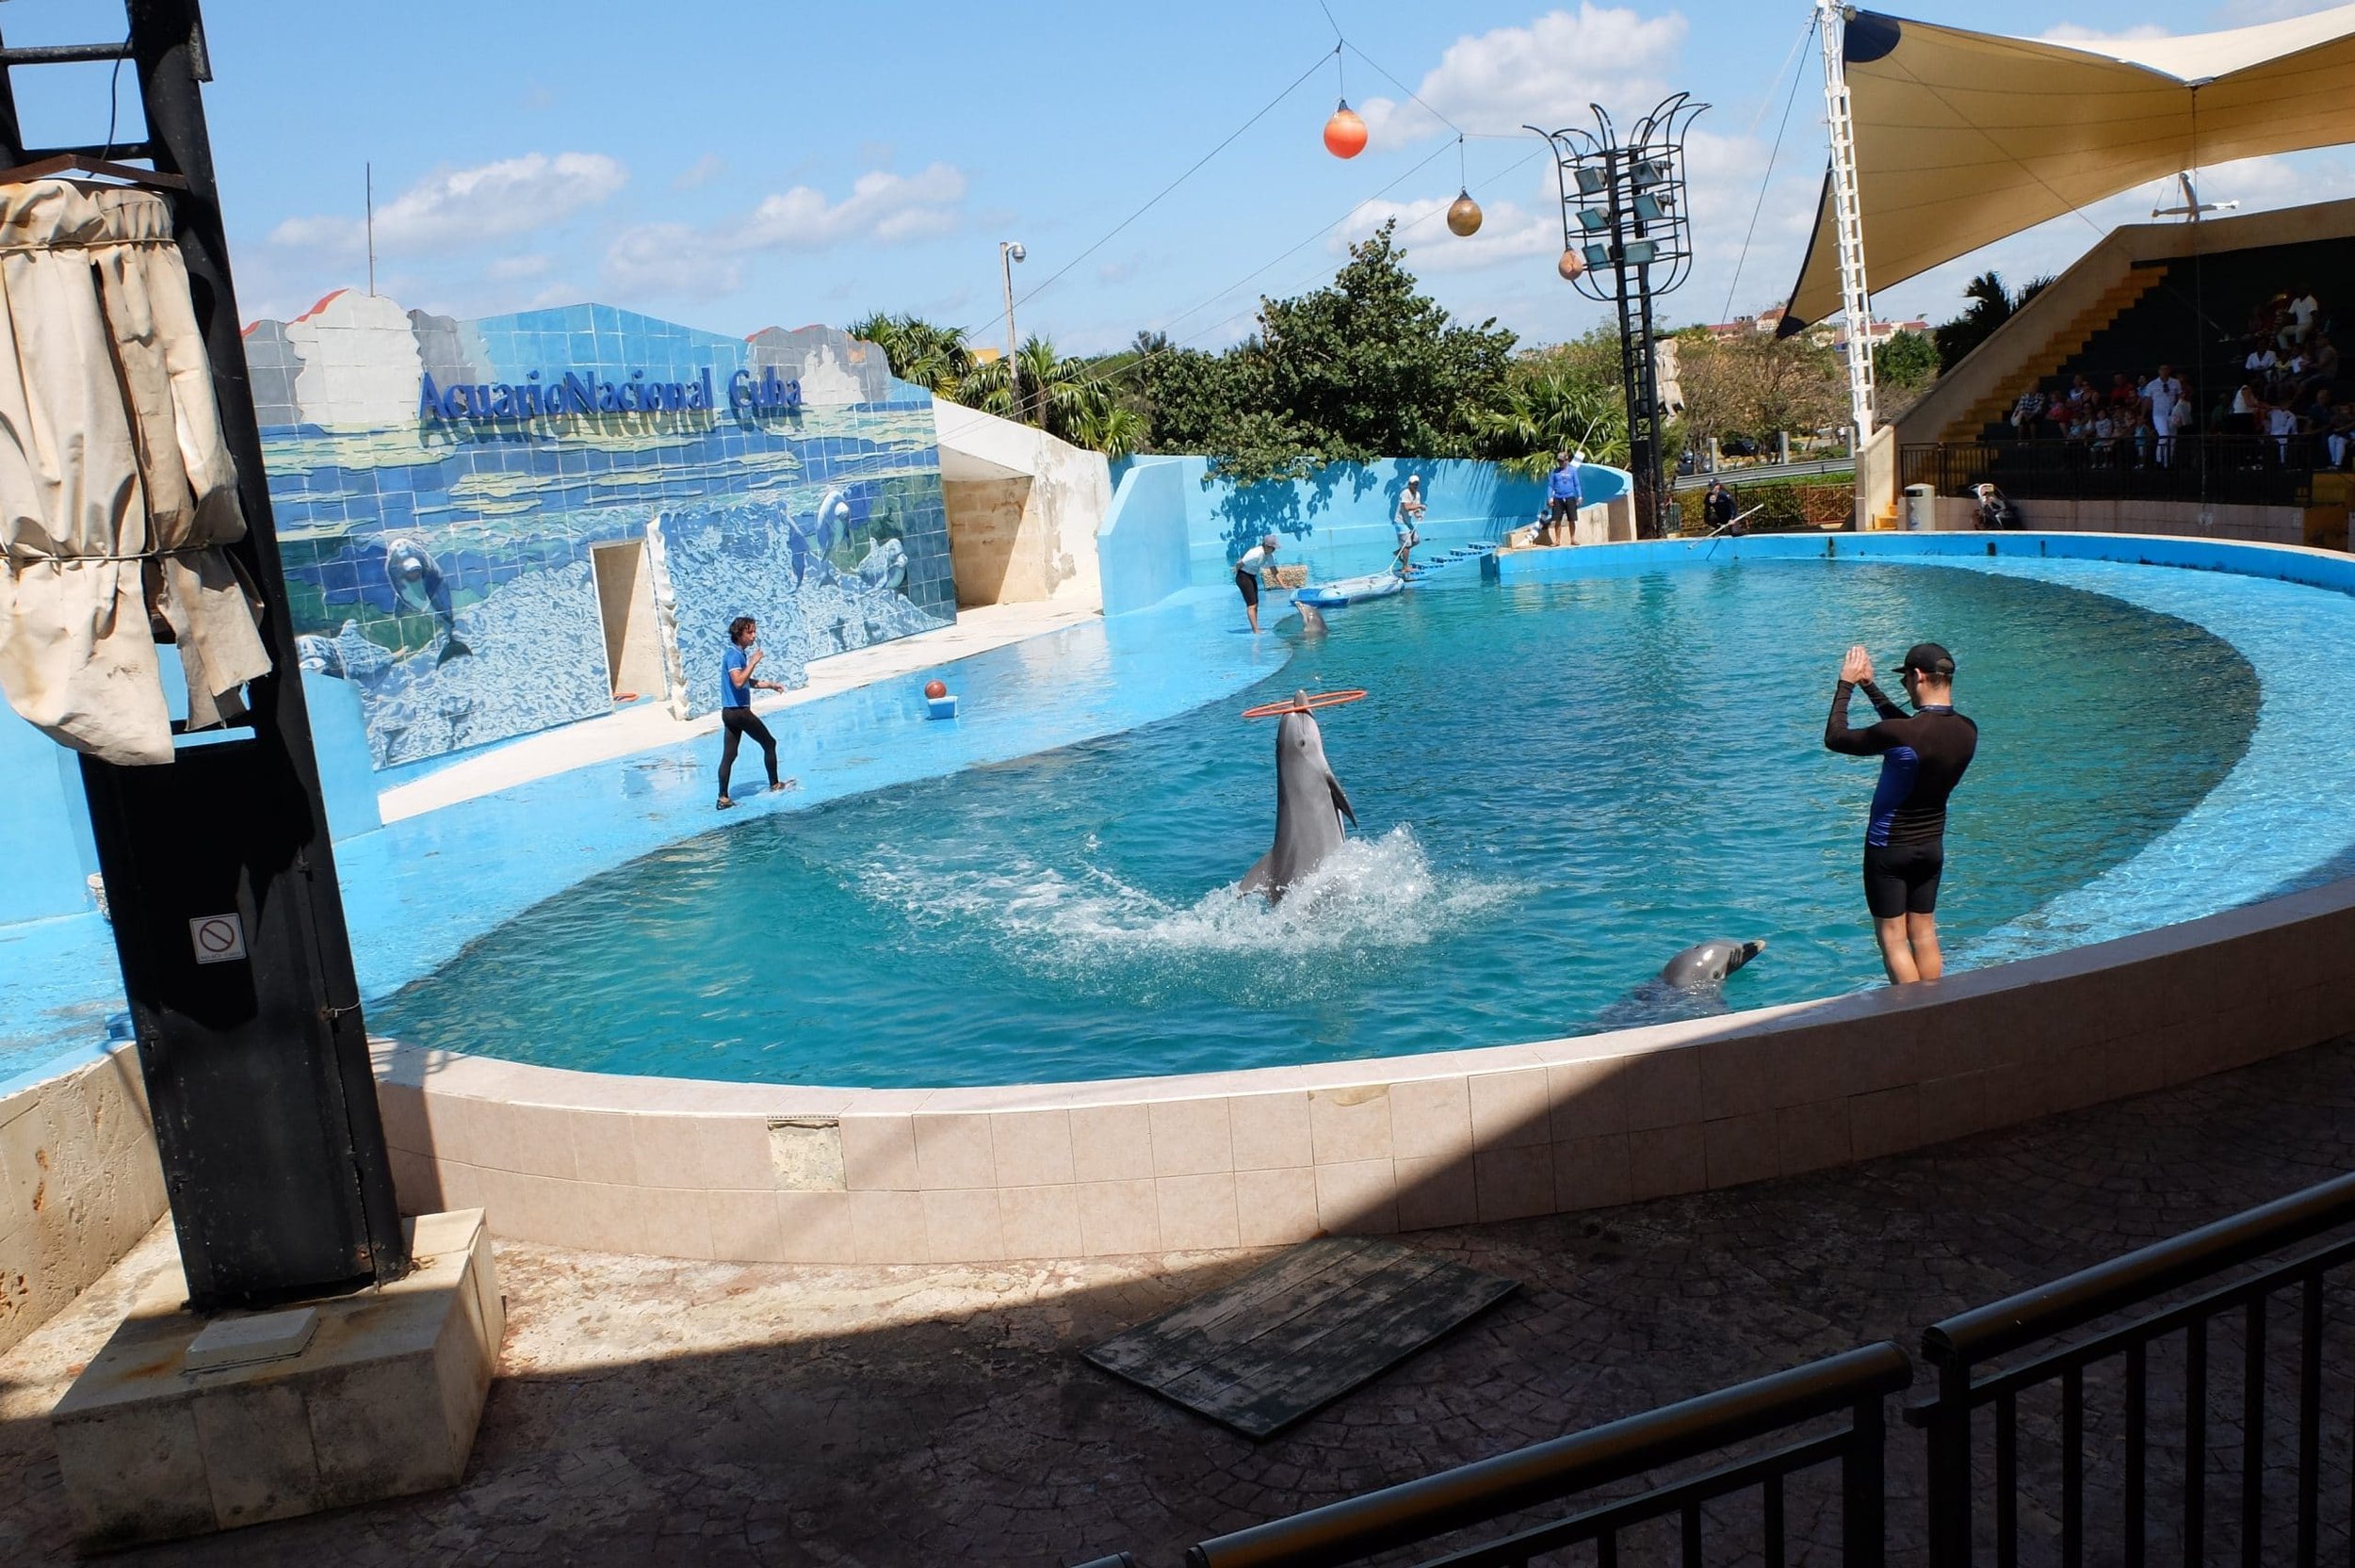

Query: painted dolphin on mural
left=787, top=487, right=858, bottom=586
left=1239, top=691, right=1356, bottom=905
left=294, top=634, right=344, bottom=677
left=1590, top=938, right=1768, bottom=1030
left=384, top=537, right=471, bottom=665
left=854, top=536, right=907, bottom=592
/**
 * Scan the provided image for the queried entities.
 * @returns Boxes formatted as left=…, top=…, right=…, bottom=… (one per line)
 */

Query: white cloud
left=672, top=154, right=725, bottom=193
left=2039, top=23, right=2172, bottom=43
left=599, top=164, right=968, bottom=301
left=485, top=254, right=552, bottom=281
left=737, top=164, right=967, bottom=251
left=270, top=153, right=626, bottom=256
left=599, top=222, right=742, bottom=299
left=1356, top=6, right=1690, bottom=151
left=1330, top=195, right=1557, bottom=275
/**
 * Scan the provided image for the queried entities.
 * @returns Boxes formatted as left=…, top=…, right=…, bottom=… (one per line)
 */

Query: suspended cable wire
left=1721, top=14, right=1818, bottom=321
left=983, top=47, right=1335, bottom=330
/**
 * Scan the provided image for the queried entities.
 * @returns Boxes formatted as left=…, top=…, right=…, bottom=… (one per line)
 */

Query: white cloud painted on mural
left=270, top=153, right=627, bottom=257
left=600, top=163, right=969, bottom=300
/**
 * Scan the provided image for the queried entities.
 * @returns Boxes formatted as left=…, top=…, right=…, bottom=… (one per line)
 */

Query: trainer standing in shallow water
left=717, top=615, right=788, bottom=810
left=1824, top=641, right=1977, bottom=984
left=1234, top=533, right=1278, bottom=633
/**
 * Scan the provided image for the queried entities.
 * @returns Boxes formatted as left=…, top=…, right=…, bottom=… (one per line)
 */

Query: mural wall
left=246, top=291, right=953, bottom=768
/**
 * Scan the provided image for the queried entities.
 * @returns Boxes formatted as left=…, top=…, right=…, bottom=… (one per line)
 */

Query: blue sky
left=7, top=0, right=2347, bottom=349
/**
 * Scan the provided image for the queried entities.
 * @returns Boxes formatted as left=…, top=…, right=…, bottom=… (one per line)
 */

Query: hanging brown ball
left=1446, top=190, right=1483, bottom=237
left=1558, top=248, right=1588, bottom=282
left=1323, top=101, right=1368, bottom=159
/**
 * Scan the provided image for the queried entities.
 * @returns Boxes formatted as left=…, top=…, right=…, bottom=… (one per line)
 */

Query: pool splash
left=859, top=827, right=1524, bottom=1010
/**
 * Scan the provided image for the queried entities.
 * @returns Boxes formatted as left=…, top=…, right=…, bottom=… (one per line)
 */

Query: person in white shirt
left=2267, top=401, right=2299, bottom=461
left=2142, top=365, right=2184, bottom=465
left=1233, top=533, right=1278, bottom=633
left=2285, top=288, right=2321, bottom=348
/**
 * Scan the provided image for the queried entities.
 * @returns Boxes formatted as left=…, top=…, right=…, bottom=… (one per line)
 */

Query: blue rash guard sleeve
left=1825, top=677, right=1978, bottom=849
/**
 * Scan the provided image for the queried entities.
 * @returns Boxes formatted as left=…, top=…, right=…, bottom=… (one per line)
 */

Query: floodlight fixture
left=1574, top=165, right=1608, bottom=195
left=1576, top=207, right=1610, bottom=232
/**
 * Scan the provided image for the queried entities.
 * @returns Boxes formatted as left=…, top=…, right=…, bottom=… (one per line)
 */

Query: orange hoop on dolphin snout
left=1241, top=688, right=1368, bottom=719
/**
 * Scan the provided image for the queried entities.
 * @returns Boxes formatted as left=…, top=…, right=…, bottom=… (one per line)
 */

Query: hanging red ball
left=1323, top=100, right=1368, bottom=159
left=1447, top=190, right=1484, bottom=237
left=1558, top=249, right=1588, bottom=282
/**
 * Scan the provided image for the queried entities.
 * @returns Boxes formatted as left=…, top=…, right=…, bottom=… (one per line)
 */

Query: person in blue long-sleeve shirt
left=1545, top=451, right=1584, bottom=546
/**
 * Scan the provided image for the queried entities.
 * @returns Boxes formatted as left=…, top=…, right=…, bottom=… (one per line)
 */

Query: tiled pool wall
left=370, top=530, right=2355, bottom=1266
left=1097, top=456, right=1632, bottom=613
left=374, top=878, right=2355, bottom=1264
left=248, top=290, right=954, bottom=769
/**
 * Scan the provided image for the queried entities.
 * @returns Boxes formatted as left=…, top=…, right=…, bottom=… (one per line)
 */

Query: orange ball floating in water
left=923, top=679, right=948, bottom=700
left=1324, top=100, right=1368, bottom=159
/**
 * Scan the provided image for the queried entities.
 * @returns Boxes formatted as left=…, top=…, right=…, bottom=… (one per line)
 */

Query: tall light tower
left=1533, top=94, right=1706, bottom=539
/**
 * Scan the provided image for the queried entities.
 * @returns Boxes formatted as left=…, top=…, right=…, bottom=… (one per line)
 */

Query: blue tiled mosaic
left=253, top=292, right=954, bottom=768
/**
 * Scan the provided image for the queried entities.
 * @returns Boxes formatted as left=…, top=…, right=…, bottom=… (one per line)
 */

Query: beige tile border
left=372, top=874, right=2355, bottom=1265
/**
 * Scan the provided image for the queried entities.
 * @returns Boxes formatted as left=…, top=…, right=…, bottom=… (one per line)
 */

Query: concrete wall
left=371, top=873, right=2355, bottom=1266
left=0, top=1045, right=165, bottom=1355
left=934, top=404, right=1109, bottom=610
left=1099, top=460, right=1196, bottom=615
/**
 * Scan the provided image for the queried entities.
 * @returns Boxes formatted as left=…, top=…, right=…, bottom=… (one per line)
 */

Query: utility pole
left=999, top=239, right=1025, bottom=422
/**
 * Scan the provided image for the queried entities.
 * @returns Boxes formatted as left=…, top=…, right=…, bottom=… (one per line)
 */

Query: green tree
left=1873, top=328, right=1940, bottom=391
left=1134, top=220, right=1519, bottom=483
left=1931, top=272, right=2053, bottom=373
left=846, top=312, right=974, bottom=396
left=954, top=335, right=1141, bottom=460
left=1479, top=340, right=1631, bottom=474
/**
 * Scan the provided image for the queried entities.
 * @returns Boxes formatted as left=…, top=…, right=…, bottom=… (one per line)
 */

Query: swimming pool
left=370, top=549, right=2354, bottom=1088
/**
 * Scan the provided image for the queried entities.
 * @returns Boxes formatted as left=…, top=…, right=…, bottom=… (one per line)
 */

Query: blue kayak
left=1292, top=573, right=1406, bottom=609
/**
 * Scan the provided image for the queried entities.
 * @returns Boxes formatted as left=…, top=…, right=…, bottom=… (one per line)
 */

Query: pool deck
left=378, top=597, right=1105, bottom=822
left=7, top=1032, right=2351, bottom=1566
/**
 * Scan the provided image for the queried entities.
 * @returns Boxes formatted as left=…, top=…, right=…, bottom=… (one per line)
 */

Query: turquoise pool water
left=375, top=559, right=2268, bottom=1086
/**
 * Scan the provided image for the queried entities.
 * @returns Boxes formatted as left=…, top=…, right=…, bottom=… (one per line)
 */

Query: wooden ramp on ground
left=1083, top=1237, right=1519, bottom=1439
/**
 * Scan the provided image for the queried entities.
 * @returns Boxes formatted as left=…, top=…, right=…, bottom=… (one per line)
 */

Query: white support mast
left=1819, top=0, right=1876, bottom=441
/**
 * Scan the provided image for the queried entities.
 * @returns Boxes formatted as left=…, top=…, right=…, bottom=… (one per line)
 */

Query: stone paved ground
left=7, top=1039, right=2355, bottom=1567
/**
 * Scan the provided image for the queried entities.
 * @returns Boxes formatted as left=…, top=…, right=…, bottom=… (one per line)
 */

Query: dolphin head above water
left=1239, top=691, right=1357, bottom=905
left=1658, top=938, right=1766, bottom=991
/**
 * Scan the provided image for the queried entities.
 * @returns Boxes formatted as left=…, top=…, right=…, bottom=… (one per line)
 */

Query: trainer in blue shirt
left=716, top=615, right=792, bottom=809
left=1544, top=451, right=1584, bottom=545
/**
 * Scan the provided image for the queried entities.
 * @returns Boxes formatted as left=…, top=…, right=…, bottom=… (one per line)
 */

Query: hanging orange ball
left=1447, top=190, right=1484, bottom=237
left=1558, top=248, right=1588, bottom=282
left=1324, top=100, right=1368, bottom=159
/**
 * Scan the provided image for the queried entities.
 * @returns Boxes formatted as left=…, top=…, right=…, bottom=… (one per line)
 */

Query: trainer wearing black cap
left=1825, top=640, right=1977, bottom=984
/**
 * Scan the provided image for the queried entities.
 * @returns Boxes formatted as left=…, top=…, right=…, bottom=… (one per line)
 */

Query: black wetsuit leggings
left=719, top=706, right=778, bottom=799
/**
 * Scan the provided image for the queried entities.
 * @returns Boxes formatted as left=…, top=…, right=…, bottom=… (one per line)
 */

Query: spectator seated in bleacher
left=2008, top=385, right=2046, bottom=432
left=2284, top=285, right=2323, bottom=348
left=2321, top=390, right=2355, bottom=470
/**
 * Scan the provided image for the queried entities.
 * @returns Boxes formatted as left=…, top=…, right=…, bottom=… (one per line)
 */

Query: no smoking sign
left=189, top=913, right=248, bottom=965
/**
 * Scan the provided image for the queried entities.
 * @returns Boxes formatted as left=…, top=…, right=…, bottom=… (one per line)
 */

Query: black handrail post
left=1843, top=1388, right=1888, bottom=1568
left=1925, top=1358, right=1973, bottom=1568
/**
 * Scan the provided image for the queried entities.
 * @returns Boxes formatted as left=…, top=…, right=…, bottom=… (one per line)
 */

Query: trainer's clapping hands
left=1840, top=644, right=1875, bottom=685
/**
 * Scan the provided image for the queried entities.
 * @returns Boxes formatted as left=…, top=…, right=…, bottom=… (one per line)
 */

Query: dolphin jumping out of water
left=1659, top=938, right=1766, bottom=991
left=384, top=537, right=470, bottom=665
left=1239, top=691, right=1356, bottom=905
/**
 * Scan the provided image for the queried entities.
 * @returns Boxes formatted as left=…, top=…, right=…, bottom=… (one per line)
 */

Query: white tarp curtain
left=0, top=178, right=269, bottom=765
left=1780, top=3, right=2355, bottom=334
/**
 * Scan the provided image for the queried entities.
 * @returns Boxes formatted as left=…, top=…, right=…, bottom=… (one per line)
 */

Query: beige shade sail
left=1780, top=3, right=2355, bottom=334
left=0, top=180, right=269, bottom=765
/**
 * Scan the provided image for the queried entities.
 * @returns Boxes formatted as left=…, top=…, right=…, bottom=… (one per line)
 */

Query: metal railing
left=1132, top=1344, right=1912, bottom=1568
left=1910, top=1168, right=2355, bottom=1567
left=1900, top=436, right=2332, bottom=509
